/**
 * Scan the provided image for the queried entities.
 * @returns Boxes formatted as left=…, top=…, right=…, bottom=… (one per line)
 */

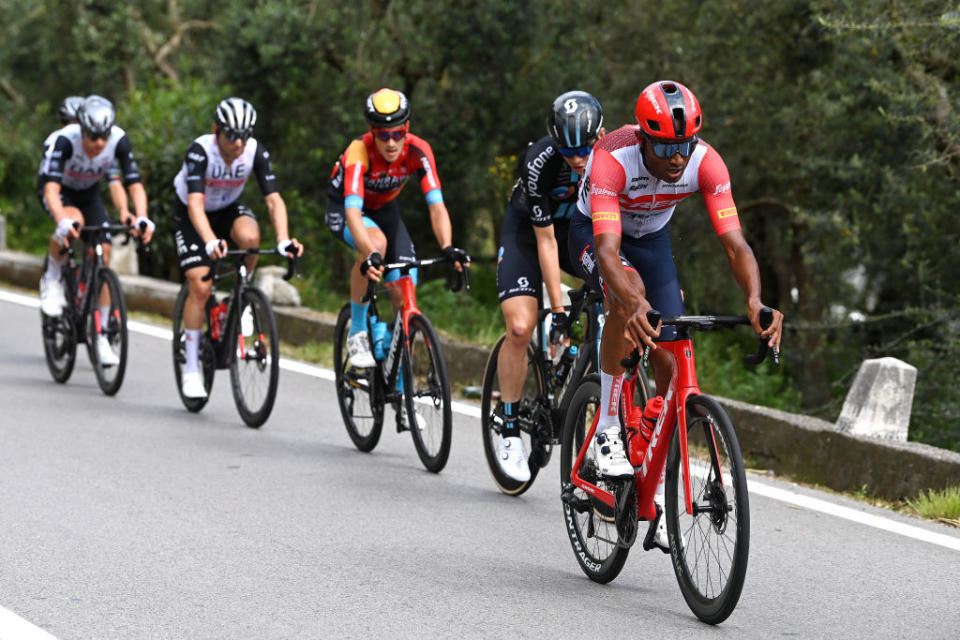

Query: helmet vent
left=671, top=108, right=686, bottom=138
left=646, top=120, right=660, bottom=132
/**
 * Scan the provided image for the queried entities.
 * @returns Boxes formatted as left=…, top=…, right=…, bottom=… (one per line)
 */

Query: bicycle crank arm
left=642, top=503, right=670, bottom=554
left=561, top=484, right=593, bottom=513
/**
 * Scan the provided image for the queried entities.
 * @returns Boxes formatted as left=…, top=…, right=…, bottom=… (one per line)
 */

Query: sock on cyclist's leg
left=99, top=305, right=110, bottom=331
left=184, top=328, right=202, bottom=374
left=501, top=401, right=519, bottom=438
left=43, top=254, right=63, bottom=282
left=599, top=369, right=624, bottom=429
left=395, top=367, right=404, bottom=394
left=350, top=301, right=369, bottom=336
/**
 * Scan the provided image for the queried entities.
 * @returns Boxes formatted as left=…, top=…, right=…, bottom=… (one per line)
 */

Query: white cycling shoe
left=40, top=277, right=67, bottom=316
left=399, top=404, right=425, bottom=432
left=347, top=331, right=376, bottom=368
left=498, top=436, right=531, bottom=482
left=181, top=371, right=208, bottom=399
left=594, top=426, right=635, bottom=478
left=240, top=305, right=255, bottom=336
left=95, top=334, right=120, bottom=367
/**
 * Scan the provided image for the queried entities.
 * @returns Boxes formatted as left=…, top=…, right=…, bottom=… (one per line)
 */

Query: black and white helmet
left=546, top=91, right=603, bottom=149
left=214, top=97, right=257, bottom=135
left=77, top=95, right=116, bottom=138
left=57, top=96, right=85, bottom=125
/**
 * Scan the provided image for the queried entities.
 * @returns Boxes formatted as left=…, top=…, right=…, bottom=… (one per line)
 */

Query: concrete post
left=0, top=207, right=6, bottom=251
left=835, top=357, right=917, bottom=441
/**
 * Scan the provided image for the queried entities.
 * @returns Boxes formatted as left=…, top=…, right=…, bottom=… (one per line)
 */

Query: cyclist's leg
left=39, top=185, right=84, bottom=306
left=228, top=203, right=261, bottom=274
left=496, top=210, right=541, bottom=437
left=174, top=200, right=215, bottom=373
left=76, top=189, right=115, bottom=330
left=623, top=226, right=684, bottom=396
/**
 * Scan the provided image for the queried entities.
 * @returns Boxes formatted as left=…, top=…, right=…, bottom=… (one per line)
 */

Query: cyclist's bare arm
left=534, top=224, right=564, bottom=312
left=717, top=229, right=783, bottom=348
left=264, top=192, right=303, bottom=256
left=427, top=201, right=468, bottom=271
left=595, top=231, right=659, bottom=351
left=187, top=192, right=224, bottom=259
left=108, top=178, right=131, bottom=224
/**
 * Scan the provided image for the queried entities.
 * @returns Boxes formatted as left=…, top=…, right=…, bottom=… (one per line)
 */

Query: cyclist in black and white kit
left=37, top=95, right=156, bottom=366
left=173, top=97, right=303, bottom=400
left=493, top=91, right=605, bottom=482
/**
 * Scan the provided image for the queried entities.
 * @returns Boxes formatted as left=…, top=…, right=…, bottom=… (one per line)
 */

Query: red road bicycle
left=560, top=308, right=777, bottom=624
left=333, top=255, right=469, bottom=473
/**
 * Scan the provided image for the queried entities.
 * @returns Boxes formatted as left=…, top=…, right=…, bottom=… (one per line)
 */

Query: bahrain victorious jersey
left=327, top=132, right=443, bottom=211
left=576, top=125, right=741, bottom=238
left=38, top=123, right=141, bottom=191
left=173, top=134, right=277, bottom=211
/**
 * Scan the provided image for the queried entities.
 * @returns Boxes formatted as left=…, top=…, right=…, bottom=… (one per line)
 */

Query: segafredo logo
left=644, top=88, right=663, bottom=114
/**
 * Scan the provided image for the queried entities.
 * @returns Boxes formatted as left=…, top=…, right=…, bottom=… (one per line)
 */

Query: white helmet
left=214, top=97, right=257, bottom=138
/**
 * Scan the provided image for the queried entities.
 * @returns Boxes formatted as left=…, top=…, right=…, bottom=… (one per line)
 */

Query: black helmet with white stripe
left=547, top=91, right=603, bottom=149
left=214, top=97, right=257, bottom=139
left=77, top=95, right=116, bottom=138
left=57, top=96, right=85, bottom=125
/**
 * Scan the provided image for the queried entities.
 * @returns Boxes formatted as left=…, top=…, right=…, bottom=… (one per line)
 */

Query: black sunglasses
left=219, top=126, right=252, bottom=142
left=644, top=134, right=699, bottom=159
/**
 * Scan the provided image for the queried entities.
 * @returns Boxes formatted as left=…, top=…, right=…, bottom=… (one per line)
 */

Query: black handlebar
left=202, top=247, right=301, bottom=283
left=362, top=254, right=470, bottom=302
left=620, top=306, right=779, bottom=369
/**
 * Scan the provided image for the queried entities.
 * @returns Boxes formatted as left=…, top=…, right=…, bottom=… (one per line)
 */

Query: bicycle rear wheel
left=86, top=268, right=128, bottom=396
left=172, top=283, right=215, bottom=412
left=404, top=313, right=452, bottom=473
left=41, top=275, right=77, bottom=384
left=559, top=375, right=630, bottom=583
left=665, top=394, right=749, bottom=624
left=229, top=286, right=279, bottom=428
left=480, top=333, right=545, bottom=495
left=333, top=304, right=384, bottom=451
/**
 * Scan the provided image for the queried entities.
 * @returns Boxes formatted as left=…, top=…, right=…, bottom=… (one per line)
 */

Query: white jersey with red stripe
left=576, top=124, right=740, bottom=238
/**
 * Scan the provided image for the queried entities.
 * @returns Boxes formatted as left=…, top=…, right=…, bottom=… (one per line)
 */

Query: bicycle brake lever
left=621, top=349, right=641, bottom=370
left=744, top=307, right=774, bottom=366
left=282, top=254, right=300, bottom=281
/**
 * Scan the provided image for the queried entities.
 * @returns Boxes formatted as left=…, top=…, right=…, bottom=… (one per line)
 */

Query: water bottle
left=640, top=395, right=664, bottom=443
left=372, top=320, right=390, bottom=361
left=554, top=345, right=578, bottom=384
left=210, top=301, right=228, bottom=341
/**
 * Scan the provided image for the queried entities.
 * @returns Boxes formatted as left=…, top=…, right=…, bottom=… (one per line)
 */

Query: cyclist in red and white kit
left=570, top=81, right=783, bottom=511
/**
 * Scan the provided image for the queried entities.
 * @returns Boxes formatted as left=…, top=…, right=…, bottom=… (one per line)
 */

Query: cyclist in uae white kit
left=172, top=97, right=303, bottom=400
left=37, top=95, right=156, bottom=366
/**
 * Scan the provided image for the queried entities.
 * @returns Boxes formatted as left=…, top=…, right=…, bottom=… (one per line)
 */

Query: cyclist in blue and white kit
left=37, top=95, right=155, bottom=365
left=493, top=91, right=605, bottom=482
left=173, top=97, right=303, bottom=400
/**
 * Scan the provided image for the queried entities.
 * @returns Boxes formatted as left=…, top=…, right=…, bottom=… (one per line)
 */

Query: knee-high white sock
left=599, top=368, right=623, bottom=429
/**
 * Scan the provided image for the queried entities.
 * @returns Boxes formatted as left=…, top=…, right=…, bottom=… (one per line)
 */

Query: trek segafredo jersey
left=38, top=123, right=140, bottom=192
left=576, top=125, right=740, bottom=239
left=173, top=134, right=277, bottom=211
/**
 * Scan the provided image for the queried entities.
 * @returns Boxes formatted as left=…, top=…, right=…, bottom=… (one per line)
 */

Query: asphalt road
left=1, top=288, right=959, bottom=640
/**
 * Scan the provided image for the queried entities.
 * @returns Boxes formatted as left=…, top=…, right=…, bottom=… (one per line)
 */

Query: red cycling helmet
left=635, top=80, right=701, bottom=140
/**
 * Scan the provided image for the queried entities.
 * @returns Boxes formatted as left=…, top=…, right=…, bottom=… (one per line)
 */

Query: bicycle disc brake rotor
left=705, top=478, right=730, bottom=534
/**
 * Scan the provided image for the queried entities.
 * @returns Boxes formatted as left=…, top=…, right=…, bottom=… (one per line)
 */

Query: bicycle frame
left=569, top=337, right=700, bottom=520
left=377, top=273, right=419, bottom=389
left=64, top=225, right=131, bottom=338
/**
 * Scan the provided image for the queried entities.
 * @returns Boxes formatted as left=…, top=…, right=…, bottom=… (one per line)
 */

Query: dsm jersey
left=509, top=135, right=581, bottom=227
left=173, top=134, right=277, bottom=210
left=576, top=125, right=740, bottom=238
left=327, top=132, right=443, bottom=211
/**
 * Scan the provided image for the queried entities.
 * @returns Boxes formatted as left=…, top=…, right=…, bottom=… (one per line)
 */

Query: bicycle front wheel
left=41, top=277, right=77, bottom=384
left=404, top=313, right=452, bottom=473
left=480, top=333, right=545, bottom=495
left=665, top=394, right=750, bottom=624
left=559, top=375, right=630, bottom=583
left=86, top=268, right=128, bottom=396
left=333, top=304, right=384, bottom=451
left=229, top=286, right=279, bottom=428
left=172, top=283, right=215, bottom=412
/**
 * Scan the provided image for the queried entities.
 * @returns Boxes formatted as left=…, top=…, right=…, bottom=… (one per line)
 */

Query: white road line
left=4, top=287, right=959, bottom=556
left=0, top=605, right=57, bottom=639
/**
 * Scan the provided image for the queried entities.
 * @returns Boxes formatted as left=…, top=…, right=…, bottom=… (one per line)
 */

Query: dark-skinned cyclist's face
left=638, top=130, right=698, bottom=183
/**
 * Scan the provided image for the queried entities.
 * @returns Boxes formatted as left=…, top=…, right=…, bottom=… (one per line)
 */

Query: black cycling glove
left=360, top=251, right=383, bottom=276
left=549, top=311, right=571, bottom=345
left=442, top=245, right=471, bottom=267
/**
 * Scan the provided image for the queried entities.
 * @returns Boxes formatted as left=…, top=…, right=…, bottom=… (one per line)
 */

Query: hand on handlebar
left=359, top=251, right=384, bottom=282
left=624, top=301, right=661, bottom=353
left=134, top=216, right=155, bottom=244
left=277, top=238, right=303, bottom=258
left=748, top=300, right=783, bottom=355
left=441, top=245, right=471, bottom=272
left=205, top=238, right=227, bottom=260
left=55, top=218, right=80, bottom=248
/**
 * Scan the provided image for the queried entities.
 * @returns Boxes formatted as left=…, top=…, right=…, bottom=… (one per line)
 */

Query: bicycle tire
left=86, top=268, right=128, bottom=396
left=172, top=283, right=215, bottom=412
left=404, top=313, right=452, bottom=473
left=560, top=374, right=630, bottom=583
left=480, top=333, right=545, bottom=495
left=41, top=275, right=77, bottom=384
left=333, top=304, right=384, bottom=451
left=665, top=394, right=750, bottom=624
left=229, top=286, right=279, bottom=428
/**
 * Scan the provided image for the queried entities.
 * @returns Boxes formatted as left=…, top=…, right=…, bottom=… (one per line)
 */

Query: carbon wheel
left=333, top=304, right=384, bottom=451
left=172, top=283, right=215, bottom=412
left=405, top=313, right=452, bottom=473
left=229, top=286, right=279, bottom=428
left=86, top=268, right=128, bottom=396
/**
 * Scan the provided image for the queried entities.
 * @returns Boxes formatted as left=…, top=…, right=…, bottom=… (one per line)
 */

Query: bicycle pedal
left=561, top=485, right=592, bottom=513
left=642, top=503, right=670, bottom=554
